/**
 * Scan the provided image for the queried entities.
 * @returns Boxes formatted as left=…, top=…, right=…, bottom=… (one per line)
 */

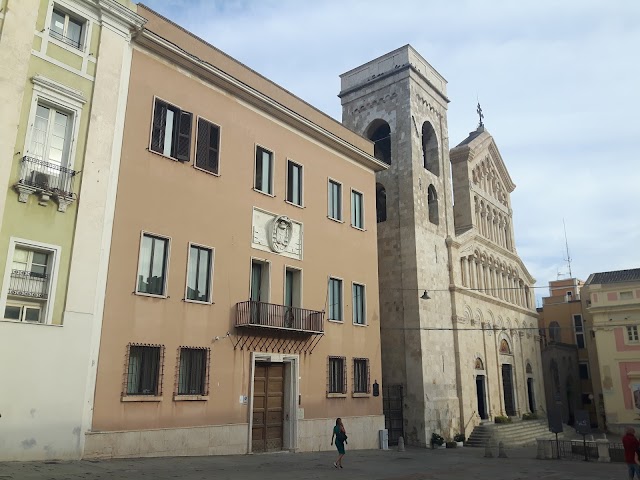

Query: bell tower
left=340, top=45, right=460, bottom=446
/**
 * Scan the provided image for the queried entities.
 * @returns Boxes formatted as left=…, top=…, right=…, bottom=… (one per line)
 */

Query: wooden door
left=252, top=363, right=284, bottom=452
left=501, top=364, right=516, bottom=416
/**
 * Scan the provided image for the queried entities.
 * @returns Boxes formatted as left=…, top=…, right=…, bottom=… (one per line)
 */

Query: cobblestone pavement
left=0, top=446, right=625, bottom=480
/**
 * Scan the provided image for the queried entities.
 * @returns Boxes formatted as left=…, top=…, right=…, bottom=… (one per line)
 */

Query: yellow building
left=0, top=0, right=144, bottom=461
left=583, top=268, right=640, bottom=434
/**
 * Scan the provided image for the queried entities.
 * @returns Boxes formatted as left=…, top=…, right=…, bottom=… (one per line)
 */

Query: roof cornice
left=134, top=29, right=388, bottom=173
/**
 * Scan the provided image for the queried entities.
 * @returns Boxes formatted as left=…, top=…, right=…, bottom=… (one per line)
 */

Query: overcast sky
left=142, top=0, right=640, bottom=305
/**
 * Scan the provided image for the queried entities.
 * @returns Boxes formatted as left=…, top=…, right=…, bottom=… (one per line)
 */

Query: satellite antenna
left=563, top=219, right=572, bottom=278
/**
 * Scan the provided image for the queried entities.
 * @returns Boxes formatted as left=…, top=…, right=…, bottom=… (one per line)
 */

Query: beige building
left=538, top=279, right=603, bottom=428
left=340, top=47, right=544, bottom=446
left=84, top=6, right=386, bottom=458
left=583, top=268, right=640, bottom=435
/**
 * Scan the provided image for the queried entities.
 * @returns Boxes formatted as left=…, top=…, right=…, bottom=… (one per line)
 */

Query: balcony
left=7, top=270, right=49, bottom=299
left=235, top=301, right=324, bottom=334
left=15, top=156, right=78, bottom=212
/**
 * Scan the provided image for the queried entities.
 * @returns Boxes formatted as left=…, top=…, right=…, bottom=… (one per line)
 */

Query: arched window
left=376, top=183, right=387, bottom=223
left=526, top=362, right=533, bottom=374
left=549, top=321, right=561, bottom=342
left=366, top=120, right=391, bottom=165
left=475, top=358, right=484, bottom=370
left=427, top=185, right=438, bottom=225
left=421, top=121, right=439, bottom=176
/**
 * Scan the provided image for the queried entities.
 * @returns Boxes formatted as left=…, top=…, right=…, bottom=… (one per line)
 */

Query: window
left=250, top=259, right=270, bottom=303
left=284, top=267, right=301, bottom=308
left=427, top=185, right=439, bottom=225
left=351, top=190, right=364, bottom=229
left=578, top=362, right=590, bottom=380
left=50, top=7, right=85, bottom=50
left=186, top=244, right=212, bottom=303
left=352, top=283, right=365, bottom=325
left=328, top=277, right=343, bottom=321
left=195, top=118, right=220, bottom=174
left=29, top=104, right=73, bottom=167
left=126, top=344, right=163, bottom=396
left=150, top=98, right=192, bottom=162
left=581, top=393, right=592, bottom=405
left=627, top=326, right=639, bottom=342
left=621, top=291, right=633, bottom=300
left=4, top=246, right=53, bottom=324
left=353, top=358, right=370, bottom=394
left=328, top=356, right=346, bottom=394
left=254, top=146, right=273, bottom=194
left=366, top=120, right=391, bottom=165
left=376, top=183, right=387, bottom=223
left=422, top=121, right=439, bottom=176
left=328, top=180, right=342, bottom=221
left=177, top=347, right=209, bottom=396
left=573, top=314, right=585, bottom=349
left=136, top=233, right=170, bottom=296
left=549, top=321, right=561, bottom=342
left=286, top=160, right=303, bottom=206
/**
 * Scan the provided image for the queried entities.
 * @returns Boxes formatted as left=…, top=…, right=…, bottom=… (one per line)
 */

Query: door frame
left=248, top=352, right=299, bottom=453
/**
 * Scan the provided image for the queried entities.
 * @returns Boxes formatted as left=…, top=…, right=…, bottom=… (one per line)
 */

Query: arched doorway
left=475, top=357, right=488, bottom=420
left=499, top=338, right=516, bottom=416
left=421, top=121, right=439, bottom=175
left=526, top=362, right=535, bottom=413
left=365, top=120, right=391, bottom=165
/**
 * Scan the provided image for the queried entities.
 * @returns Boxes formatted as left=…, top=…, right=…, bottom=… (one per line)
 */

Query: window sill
left=327, top=216, right=344, bottom=224
left=352, top=393, right=371, bottom=398
left=121, top=395, right=162, bottom=402
left=147, top=147, right=182, bottom=163
left=0, top=319, right=61, bottom=327
left=326, top=393, right=347, bottom=399
left=134, top=291, right=168, bottom=299
left=353, top=322, right=368, bottom=327
left=173, top=395, right=209, bottom=402
left=351, top=225, right=366, bottom=232
left=184, top=298, right=213, bottom=305
left=328, top=319, right=344, bottom=324
left=193, top=165, right=220, bottom=177
left=253, top=188, right=275, bottom=198
left=285, top=200, right=304, bottom=209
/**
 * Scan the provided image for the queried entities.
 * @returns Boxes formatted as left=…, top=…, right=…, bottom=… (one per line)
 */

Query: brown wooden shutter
left=175, top=110, right=192, bottom=162
left=208, top=124, right=220, bottom=173
left=196, top=118, right=209, bottom=170
left=150, top=99, right=168, bottom=154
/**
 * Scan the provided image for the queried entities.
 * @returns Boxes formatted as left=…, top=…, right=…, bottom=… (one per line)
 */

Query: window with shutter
left=150, top=98, right=192, bottom=161
left=196, top=118, right=220, bottom=174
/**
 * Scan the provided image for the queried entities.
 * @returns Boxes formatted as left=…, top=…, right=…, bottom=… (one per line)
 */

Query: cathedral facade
left=339, top=45, right=545, bottom=446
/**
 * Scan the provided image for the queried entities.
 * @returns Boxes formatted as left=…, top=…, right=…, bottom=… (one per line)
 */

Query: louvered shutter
left=175, top=110, right=192, bottom=162
left=196, top=118, right=209, bottom=170
left=208, top=124, right=220, bottom=173
left=150, top=100, right=168, bottom=154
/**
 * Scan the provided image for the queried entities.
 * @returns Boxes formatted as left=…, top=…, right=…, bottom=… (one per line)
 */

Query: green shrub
left=453, top=433, right=465, bottom=442
left=494, top=415, right=512, bottom=424
left=431, top=432, right=444, bottom=446
left=522, top=412, right=538, bottom=421
left=445, top=441, right=457, bottom=448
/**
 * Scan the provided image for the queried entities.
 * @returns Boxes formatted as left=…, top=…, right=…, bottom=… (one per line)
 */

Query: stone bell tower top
left=339, top=44, right=449, bottom=103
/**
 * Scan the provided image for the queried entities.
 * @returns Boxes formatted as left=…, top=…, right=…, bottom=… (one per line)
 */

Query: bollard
left=484, top=438, right=493, bottom=458
left=498, top=441, right=507, bottom=458
left=397, top=436, right=405, bottom=452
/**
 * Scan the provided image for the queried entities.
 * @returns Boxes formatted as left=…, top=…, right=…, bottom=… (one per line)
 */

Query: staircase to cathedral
left=466, top=419, right=562, bottom=447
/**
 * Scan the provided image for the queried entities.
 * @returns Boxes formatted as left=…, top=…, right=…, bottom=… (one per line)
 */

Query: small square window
left=578, top=362, right=590, bottom=380
left=186, top=244, right=213, bottom=303
left=286, top=160, right=303, bottom=206
left=328, top=356, right=346, bottom=394
left=353, top=358, right=370, bottom=394
left=136, top=233, right=170, bottom=296
left=177, top=347, right=209, bottom=396
left=254, top=146, right=273, bottom=194
left=126, top=344, right=163, bottom=396
left=627, top=326, right=639, bottom=342
left=328, top=180, right=342, bottom=221
left=328, top=277, right=343, bottom=321
left=195, top=118, right=220, bottom=174
left=150, top=98, right=192, bottom=162
left=50, top=7, right=85, bottom=50
left=351, top=190, right=364, bottom=229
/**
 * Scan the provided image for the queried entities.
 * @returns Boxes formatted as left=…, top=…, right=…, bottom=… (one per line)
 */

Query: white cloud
left=142, top=0, right=640, bottom=289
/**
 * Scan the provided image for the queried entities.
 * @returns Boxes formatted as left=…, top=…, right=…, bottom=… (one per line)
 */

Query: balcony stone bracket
left=15, top=183, right=75, bottom=212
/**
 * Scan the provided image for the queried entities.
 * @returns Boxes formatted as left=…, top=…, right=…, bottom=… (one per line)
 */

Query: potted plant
left=445, top=441, right=457, bottom=448
left=453, top=433, right=465, bottom=447
left=522, top=412, right=538, bottom=421
left=430, top=432, right=444, bottom=449
left=494, top=415, right=512, bottom=424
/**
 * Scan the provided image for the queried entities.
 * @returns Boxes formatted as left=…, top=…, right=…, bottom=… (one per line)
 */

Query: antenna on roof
left=563, top=218, right=572, bottom=278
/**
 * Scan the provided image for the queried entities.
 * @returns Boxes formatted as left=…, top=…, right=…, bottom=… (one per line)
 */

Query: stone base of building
left=83, top=415, right=385, bottom=459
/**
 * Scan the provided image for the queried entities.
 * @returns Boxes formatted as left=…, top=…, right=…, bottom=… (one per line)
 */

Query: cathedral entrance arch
left=474, top=357, right=488, bottom=420
left=499, top=338, right=517, bottom=416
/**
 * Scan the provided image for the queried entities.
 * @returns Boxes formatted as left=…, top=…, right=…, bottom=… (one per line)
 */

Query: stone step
left=466, top=419, right=563, bottom=447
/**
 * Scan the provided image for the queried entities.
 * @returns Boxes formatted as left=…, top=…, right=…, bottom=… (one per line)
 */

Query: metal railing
left=236, top=301, right=324, bottom=334
left=8, top=270, right=49, bottom=299
left=49, top=29, right=83, bottom=50
left=18, top=156, right=77, bottom=198
left=540, top=439, right=625, bottom=463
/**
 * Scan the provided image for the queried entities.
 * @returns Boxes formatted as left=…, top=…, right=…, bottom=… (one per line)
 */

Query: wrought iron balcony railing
left=18, top=156, right=77, bottom=198
left=236, top=301, right=324, bottom=334
left=49, top=29, right=83, bottom=50
left=8, top=270, right=49, bottom=299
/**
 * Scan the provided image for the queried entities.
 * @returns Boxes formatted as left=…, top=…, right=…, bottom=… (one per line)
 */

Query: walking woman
left=331, top=417, right=347, bottom=468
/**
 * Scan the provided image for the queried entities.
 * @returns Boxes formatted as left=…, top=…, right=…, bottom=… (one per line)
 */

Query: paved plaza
left=0, top=445, right=625, bottom=480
